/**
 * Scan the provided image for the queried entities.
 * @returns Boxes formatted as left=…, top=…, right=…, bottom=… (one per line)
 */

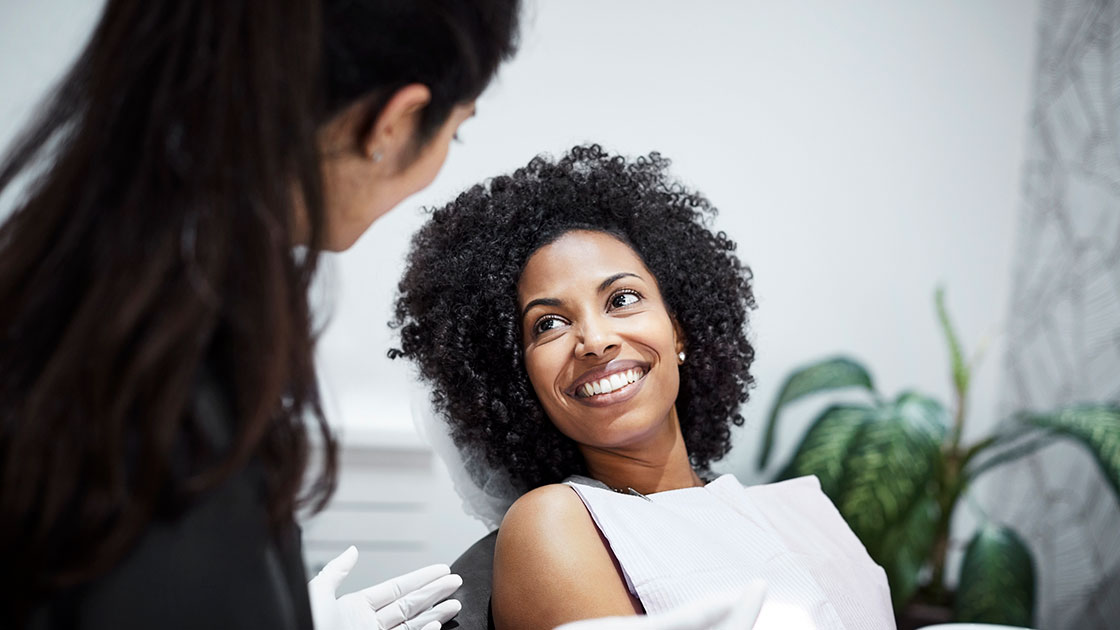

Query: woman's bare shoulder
left=494, top=484, right=599, bottom=581
left=492, top=484, right=639, bottom=630
left=501, top=483, right=588, bottom=533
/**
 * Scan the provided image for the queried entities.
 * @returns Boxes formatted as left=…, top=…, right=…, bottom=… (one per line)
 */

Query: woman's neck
left=577, top=407, right=704, bottom=495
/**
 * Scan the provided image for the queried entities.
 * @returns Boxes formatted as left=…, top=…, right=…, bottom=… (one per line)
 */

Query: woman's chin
left=574, top=412, right=675, bottom=452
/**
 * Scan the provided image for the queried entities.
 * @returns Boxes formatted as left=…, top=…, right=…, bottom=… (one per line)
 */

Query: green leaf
left=836, top=394, right=947, bottom=544
left=893, top=391, right=952, bottom=444
left=955, top=524, right=1035, bottom=626
left=757, top=356, right=875, bottom=470
left=853, top=393, right=949, bottom=609
left=777, top=392, right=948, bottom=610
left=935, top=286, right=969, bottom=397
left=778, top=405, right=873, bottom=498
left=1025, top=404, right=1120, bottom=503
left=875, top=493, right=940, bottom=609
left=964, top=427, right=1058, bottom=483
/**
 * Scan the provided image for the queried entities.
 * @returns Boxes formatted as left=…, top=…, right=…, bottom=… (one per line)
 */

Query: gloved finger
left=308, top=546, right=359, bottom=597
left=358, top=563, right=451, bottom=610
left=418, top=623, right=441, bottom=630
left=375, top=574, right=462, bottom=628
left=388, top=598, right=461, bottom=630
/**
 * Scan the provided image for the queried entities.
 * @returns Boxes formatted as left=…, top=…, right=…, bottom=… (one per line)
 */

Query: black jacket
left=25, top=373, right=314, bottom=630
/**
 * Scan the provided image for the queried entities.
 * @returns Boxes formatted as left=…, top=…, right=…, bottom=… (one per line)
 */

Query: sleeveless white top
left=563, top=474, right=895, bottom=629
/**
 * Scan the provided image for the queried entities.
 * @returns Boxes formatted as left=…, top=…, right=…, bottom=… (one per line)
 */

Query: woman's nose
left=574, top=317, right=620, bottom=358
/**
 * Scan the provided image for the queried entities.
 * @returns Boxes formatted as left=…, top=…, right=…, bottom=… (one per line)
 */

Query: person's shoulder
left=495, top=483, right=597, bottom=568
left=501, top=483, right=588, bottom=532
left=492, top=483, right=637, bottom=629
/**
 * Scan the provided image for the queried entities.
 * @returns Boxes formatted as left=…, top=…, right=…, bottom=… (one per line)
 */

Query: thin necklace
left=609, top=485, right=652, bottom=501
left=606, top=471, right=712, bottom=500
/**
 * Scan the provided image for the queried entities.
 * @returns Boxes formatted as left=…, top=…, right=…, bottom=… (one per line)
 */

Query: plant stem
left=961, top=435, right=998, bottom=470
left=931, top=299, right=972, bottom=600
left=949, top=383, right=967, bottom=456
left=928, top=444, right=964, bottom=603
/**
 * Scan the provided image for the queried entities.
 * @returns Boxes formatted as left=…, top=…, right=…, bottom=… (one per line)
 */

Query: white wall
left=315, top=0, right=1041, bottom=475
left=0, top=0, right=102, bottom=146
left=312, top=0, right=1042, bottom=577
left=1, top=0, right=1042, bottom=577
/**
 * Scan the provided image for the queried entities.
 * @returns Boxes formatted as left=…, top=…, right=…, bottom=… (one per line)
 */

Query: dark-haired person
left=393, top=146, right=896, bottom=630
left=0, top=1, right=518, bottom=628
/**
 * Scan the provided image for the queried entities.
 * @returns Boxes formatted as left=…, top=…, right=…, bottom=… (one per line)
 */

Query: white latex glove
left=553, top=581, right=767, bottom=630
left=308, top=546, right=463, bottom=630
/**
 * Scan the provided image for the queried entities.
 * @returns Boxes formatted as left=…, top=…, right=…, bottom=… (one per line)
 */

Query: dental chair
left=443, top=530, right=499, bottom=630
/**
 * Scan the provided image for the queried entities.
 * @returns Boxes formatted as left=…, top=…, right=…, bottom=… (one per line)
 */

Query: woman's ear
left=361, top=84, right=432, bottom=162
left=672, top=317, right=686, bottom=364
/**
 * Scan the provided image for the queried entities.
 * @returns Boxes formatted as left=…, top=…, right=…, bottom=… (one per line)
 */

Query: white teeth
left=577, top=368, right=646, bottom=398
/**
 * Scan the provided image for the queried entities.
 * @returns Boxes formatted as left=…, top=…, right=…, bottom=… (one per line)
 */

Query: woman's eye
left=533, top=316, right=566, bottom=336
left=609, top=291, right=641, bottom=310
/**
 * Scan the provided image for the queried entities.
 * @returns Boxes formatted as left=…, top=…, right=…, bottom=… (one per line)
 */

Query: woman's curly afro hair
left=392, top=144, right=755, bottom=493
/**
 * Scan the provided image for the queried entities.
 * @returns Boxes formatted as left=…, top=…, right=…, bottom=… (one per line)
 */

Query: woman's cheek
left=524, top=347, right=558, bottom=402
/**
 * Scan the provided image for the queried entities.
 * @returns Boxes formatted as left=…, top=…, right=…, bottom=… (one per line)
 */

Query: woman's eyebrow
left=520, top=273, right=641, bottom=320
left=599, top=272, right=641, bottom=292
left=521, top=297, right=561, bottom=320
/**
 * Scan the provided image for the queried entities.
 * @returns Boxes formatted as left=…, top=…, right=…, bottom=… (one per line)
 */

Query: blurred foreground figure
left=0, top=1, right=518, bottom=627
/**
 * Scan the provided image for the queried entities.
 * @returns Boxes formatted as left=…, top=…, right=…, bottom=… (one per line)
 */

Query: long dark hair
left=0, top=0, right=518, bottom=616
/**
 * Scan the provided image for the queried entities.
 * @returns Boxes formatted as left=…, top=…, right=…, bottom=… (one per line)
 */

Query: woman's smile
left=574, top=367, right=645, bottom=399
left=567, top=359, right=650, bottom=406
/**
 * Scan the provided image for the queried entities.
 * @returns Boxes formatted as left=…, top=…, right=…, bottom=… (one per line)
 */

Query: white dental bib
left=563, top=474, right=896, bottom=629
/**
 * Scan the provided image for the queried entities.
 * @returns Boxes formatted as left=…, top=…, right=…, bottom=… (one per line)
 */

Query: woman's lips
left=565, top=359, right=650, bottom=406
left=570, top=370, right=646, bottom=407
left=574, top=366, right=646, bottom=398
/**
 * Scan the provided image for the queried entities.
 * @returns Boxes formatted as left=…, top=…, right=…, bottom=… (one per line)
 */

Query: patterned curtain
left=988, top=1, right=1120, bottom=627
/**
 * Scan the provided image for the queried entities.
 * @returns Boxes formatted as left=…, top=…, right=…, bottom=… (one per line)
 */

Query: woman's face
left=518, top=230, right=685, bottom=451
left=315, top=99, right=476, bottom=251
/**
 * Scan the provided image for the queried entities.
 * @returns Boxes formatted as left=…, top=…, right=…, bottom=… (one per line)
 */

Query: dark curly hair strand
left=391, top=144, right=756, bottom=493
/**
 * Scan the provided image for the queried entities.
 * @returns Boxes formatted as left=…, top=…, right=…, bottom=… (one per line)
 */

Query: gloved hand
left=552, top=581, right=767, bottom=630
left=308, top=546, right=463, bottom=630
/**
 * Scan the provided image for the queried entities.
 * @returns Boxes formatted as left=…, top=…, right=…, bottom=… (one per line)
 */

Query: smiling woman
left=392, top=145, right=755, bottom=492
left=391, top=145, right=895, bottom=629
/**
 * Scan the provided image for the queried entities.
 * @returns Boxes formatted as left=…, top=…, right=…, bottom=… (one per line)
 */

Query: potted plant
left=754, top=288, right=1120, bottom=627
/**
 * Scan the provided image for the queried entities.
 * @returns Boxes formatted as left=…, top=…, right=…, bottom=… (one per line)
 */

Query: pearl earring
left=370, top=150, right=383, bottom=163
left=678, top=351, right=687, bottom=363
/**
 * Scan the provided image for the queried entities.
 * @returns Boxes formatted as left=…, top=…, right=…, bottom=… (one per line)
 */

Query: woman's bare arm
left=492, top=484, right=641, bottom=630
